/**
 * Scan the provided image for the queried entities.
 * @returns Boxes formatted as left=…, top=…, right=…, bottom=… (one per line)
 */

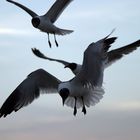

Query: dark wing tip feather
left=107, top=39, right=140, bottom=66
left=104, top=37, right=117, bottom=52
left=32, top=48, right=70, bottom=66
left=32, top=48, right=45, bottom=59
left=105, top=37, right=117, bottom=45
left=0, top=89, right=20, bottom=118
left=0, top=69, right=60, bottom=118
left=0, top=85, right=40, bottom=118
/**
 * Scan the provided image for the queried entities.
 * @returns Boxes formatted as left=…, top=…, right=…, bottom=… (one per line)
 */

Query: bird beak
left=62, top=99, right=65, bottom=106
left=62, top=97, right=66, bottom=106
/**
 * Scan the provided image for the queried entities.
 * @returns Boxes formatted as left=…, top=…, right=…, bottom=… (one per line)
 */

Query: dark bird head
left=31, top=17, right=40, bottom=28
left=59, top=88, right=70, bottom=106
left=64, top=63, right=77, bottom=71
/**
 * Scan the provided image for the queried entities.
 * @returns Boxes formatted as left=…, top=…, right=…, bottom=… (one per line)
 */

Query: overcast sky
left=0, top=0, right=140, bottom=140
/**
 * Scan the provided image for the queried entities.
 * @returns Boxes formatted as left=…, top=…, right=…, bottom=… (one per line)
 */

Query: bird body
left=0, top=34, right=115, bottom=117
left=32, top=39, right=140, bottom=75
left=58, top=81, right=104, bottom=109
left=32, top=15, right=72, bottom=35
left=6, top=0, right=74, bottom=47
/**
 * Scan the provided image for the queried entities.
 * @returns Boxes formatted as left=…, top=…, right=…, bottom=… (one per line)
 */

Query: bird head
left=64, top=63, right=77, bottom=71
left=31, top=17, right=40, bottom=28
left=59, top=88, right=70, bottom=106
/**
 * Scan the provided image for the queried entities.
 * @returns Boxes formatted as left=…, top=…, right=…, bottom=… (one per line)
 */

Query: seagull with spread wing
left=6, top=0, right=74, bottom=47
left=32, top=39, right=140, bottom=75
left=0, top=33, right=117, bottom=117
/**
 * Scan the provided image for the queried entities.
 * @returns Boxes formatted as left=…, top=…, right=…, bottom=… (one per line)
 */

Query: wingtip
left=0, top=109, right=3, bottom=118
left=31, top=47, right=39, bottom=54
left=0, top=113, right=2, bottom=118
left=104, top=28, right=116, bottom=40
left=31, top=47, right=37, bottom=52
left=0, top=111, right=7, bottom=118
left=0, top=109, right=9, bottom=118
left=104, top=37, right=117, bottom=52
left=31, top=48, right=42, bottom=57
left=6, top=0, right=12, bottom=3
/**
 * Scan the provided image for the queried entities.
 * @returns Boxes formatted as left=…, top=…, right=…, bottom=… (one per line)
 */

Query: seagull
left=6, top=0, right=74, bottom=48
left=32, top=39, right=140, bottom=75
left=0, top=33, right=117, bottom=118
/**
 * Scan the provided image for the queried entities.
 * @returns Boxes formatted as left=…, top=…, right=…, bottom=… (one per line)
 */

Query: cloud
left=0, top=28, right=34, bottom=36
left=100, top=101, right=140, bottom=111
left=0, top=104, right=140, bottom=140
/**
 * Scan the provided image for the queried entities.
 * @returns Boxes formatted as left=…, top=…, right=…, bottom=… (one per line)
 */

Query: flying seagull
left=6, top=0, right=74, bottom=48
left=0, top=33, right=117, bottom=117
left=32, top=39, right=140, bottom=75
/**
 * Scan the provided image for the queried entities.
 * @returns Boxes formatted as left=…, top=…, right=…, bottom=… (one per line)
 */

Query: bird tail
left=56, top=28, right=74, bottom=35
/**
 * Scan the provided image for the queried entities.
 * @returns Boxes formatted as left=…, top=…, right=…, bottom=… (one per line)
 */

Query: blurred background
left=0, top=0, right=140, bottom=140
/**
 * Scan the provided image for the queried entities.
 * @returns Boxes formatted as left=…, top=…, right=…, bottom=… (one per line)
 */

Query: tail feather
left=56, top=28, right=74, bottom=35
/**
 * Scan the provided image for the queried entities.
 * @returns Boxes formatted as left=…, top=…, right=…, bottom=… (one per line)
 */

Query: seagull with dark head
left=0, top=32, right=118, bottom=117
left=32, top=48, right=81, bottom=75
left=32, top=38, right=140, bottom=75
left=6, top=0, right=74, bottom=48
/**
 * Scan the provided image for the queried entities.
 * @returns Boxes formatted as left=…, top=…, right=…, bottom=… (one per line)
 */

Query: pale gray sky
left=0, top=0, right=140, bottom=140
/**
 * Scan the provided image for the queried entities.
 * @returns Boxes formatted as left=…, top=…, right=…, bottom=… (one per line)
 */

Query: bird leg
left=81, top=97, right=86, bottom=115
left=47, top=33, right=52, bottom=48
left=73, top=97, right=77, bottom=116
left=54, top=34, right=58, bottom=47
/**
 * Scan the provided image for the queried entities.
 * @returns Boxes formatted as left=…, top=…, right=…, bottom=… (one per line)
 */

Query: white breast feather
left=64, top=86, right=105, bottom=109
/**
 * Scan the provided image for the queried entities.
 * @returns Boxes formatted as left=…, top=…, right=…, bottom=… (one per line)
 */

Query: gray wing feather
left=32, top=48, right=70, bottom=66
left=6, top=0, right=38, bottom=17
left=107, top=39, right=140, bottom=67
left=72, top=37, right=117, bottom=87
left=45, top=0, right=73, bottom=23
left=72, top=43, right=104, bottom=87
left=0, top=69, right=61, bottom=118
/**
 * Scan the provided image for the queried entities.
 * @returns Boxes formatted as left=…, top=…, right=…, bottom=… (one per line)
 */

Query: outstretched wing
left=32, top=48, right=70, bottom=66
left=45, top=0, right=73, bottom=23
left=66, top=37, right=116, bottom=108
left=106, top=39, right=140, bottom=67
left=73, top=37, right=117, bottom=87
left=6, top=0, right=38, bottom=17
left=0, top=69, right=61, bottom=118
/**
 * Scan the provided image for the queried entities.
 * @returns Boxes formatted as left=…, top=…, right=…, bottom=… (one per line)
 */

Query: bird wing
left=32, top=48, right=70, bottom=66
left=106, top=39, right=140, bottom=68
left=65, top=37, right=116, bottom=108
left=0, top=69, right=61, bottom=118
left=72, top=37, right=117, bottom=87
left=6, top=0, right=38, bottom=17
left=45, top=0, right=73, bottom=23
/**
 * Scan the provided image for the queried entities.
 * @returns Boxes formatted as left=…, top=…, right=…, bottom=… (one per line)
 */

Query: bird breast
left=37, top=17, right=57, bottom=33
